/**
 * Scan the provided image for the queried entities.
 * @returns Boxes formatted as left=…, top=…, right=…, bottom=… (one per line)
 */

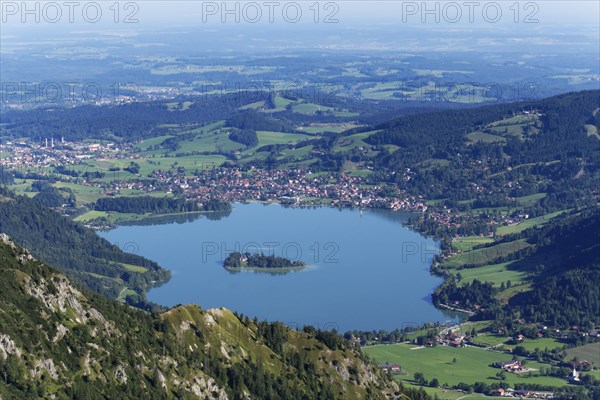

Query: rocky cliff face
left=0, top=235, right=400, bottom=400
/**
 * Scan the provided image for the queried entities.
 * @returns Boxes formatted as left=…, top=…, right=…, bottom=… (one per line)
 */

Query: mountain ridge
left=0, top=234, right=405, bottom=399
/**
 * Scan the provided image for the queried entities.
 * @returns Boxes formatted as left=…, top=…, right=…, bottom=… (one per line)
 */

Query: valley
left=0, top=12, right=599, bottom=396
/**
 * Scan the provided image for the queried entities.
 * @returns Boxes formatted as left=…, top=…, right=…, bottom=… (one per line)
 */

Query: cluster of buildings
left=1, top=84, right=190, bottom=111
left=494, top=360, right=531, bottom=373
left=0, top=138, right=430, bottom=213
left=0, top=139, right=132, bottom=173
left=494, top=388, right=554, bottom=399
left=378, top=363, right=402, bottom=375
left=148, top=167, right=429, bottom=211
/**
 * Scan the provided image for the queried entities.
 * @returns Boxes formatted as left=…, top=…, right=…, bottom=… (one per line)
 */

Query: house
left=569, top=360, right=591, bottom=370
left=379, top=364, right=402, bottom=374
left=496, top=360, right=520, bottom=369
left=495, top=360, right=526, bottom=373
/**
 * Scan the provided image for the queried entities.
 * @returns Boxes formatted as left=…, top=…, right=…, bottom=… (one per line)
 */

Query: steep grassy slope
left=0, top=235, right=402, bottom=399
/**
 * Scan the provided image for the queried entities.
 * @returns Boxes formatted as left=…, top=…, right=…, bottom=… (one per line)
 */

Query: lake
left=99, top=203, right=462, bottom=331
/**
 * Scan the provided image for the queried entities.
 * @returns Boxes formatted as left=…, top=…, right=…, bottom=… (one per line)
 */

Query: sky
left=1, top=0, right=598, bottom=33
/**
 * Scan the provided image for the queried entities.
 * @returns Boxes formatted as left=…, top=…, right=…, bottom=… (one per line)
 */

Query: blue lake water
left=99, top=203, right=462, bottom=331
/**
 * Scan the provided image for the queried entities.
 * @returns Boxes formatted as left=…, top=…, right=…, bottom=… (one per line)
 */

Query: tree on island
left=223, top=251, right=305, bottom=270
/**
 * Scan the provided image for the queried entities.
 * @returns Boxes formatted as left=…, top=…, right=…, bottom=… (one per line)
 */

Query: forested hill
left=506, top=208, right=600, bottom=327
left=433, top=207, right=600, bottom=328
left=365, top=90, right=599, bottom=152
left=361, top=90, right=600, bottom=200
left=0, top=188, right=170, bottom=307
left=0, top=236, right=413, bottom=400
left=0, top=95, right=246, bottom=142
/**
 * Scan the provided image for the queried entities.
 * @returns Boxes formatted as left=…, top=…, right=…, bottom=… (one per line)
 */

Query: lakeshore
left=99, top=202, right=461, bottom=331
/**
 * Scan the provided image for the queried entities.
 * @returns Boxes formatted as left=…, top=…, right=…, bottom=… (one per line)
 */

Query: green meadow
left=120, top=263, right=148, bottom=273
left=496, top=210, right=569, bottom=236
left=332, top=130, right=381, bottom=153
left=74, top=210, right=109, bottom=222
left=255, top=131, right=312, bottom=147
left=466, top=131, right=506, bottom=144
left=364, top=344, right=570, bottom=388
left=457, top=262, right=530, bottom=287
left=443, top=240, right=531, bottom=268
left=452, top=236, right=494, bottom=252
left=566, top=342, right=600, bottom=366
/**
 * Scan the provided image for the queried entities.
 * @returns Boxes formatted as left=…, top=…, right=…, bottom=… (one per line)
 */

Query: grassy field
left=254, top=131, right=312, bottom=147
left=485, top=115, right=540, bottom=139
left=515, top=193, right=547, bottom=206
left=5, top=180, right=37, bottom=197
left=118, top=289, right=137, bottom=301
left=584, top=370, right=600, bottom=381
left=443, top=240, right=531, bottom=268
left=288, top=102, right=358, bottom=117
left=267, top=95, right=295, bottom=112
left=108, top=212, right=142, bottom=222
left=495, top=210, right=569, bottom=235
left=239, top=100, right=266, bottom=110
left=457, top=261, right=530, bottom=287
left=53, top=182, right=105, bottom=204
left=364, top=343, right=570, bottom=388
left=452, top=236, right=494, bottom=252
left=74, top=210, right=109, bottom=222
left=566, top=342, right=600, bottom=366
left=360, top=81, right=409, bottom=100
left=471, top=336, right=566, bottom=353
left=506, top=338, right=566, bottom=352
left=470, top=334, right=509, bottom=348
left=176, top=130, right=244, bottom=154
left=455, top=321, right=493, bottom=335
left=291, top=102, right=334, bottom=114
left=495, top=283, right=532, bottom=303
left=277, top=145, right=314, bottom=160
left=466, top=131, right=506, bottom=144
left=120, top=263, right=148, bottom=273
left=332, top=130, right=381, bottom=153
left=345, top=169, right=372, bottom=178
left=136, top=134, right=174, bottom=152
left=102, top=154, right=228, bottom=178
left=408, top=385, right=504, bottom=400
left=299, top=123, right=359, bottom=134
left=241, top=95, right=298, bottom=113
left=166, top=101, right=193, bottom=111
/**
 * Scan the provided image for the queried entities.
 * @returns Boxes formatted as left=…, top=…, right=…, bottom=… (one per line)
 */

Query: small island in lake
left=223, top=251, right=306, bottom=271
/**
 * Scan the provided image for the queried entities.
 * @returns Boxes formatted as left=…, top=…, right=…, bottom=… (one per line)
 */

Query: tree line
left=95, top=196, right=231, bottom=214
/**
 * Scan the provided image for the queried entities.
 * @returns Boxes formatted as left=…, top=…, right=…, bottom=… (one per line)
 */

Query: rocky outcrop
left=0, top=333, right=22, bottom=360
left=30, top=358, right=59, bottom=380
left=189, top=375, right=229, bottom=400
left=114, top=364, right=128, bottom=384
left=52, top=324, right=68, bottom=343
left=22, top=273, right=119, bottom=337
left=0, top=233, right=16, bottom=249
